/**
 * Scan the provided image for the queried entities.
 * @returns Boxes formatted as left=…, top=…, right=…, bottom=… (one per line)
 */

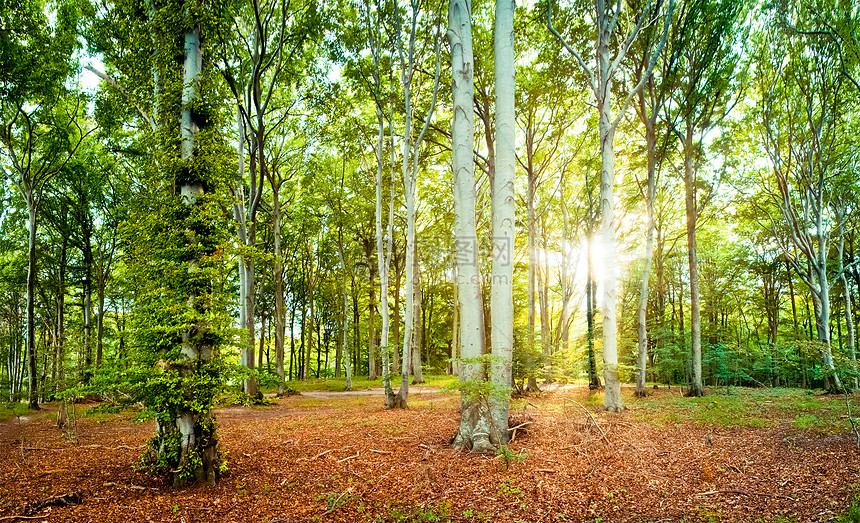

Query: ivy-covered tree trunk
left=138, top=2, right=227, bottom=486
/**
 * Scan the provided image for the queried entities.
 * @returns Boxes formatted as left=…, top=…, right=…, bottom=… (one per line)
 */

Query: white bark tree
left=391, top=0, right=442, bottom=409
left=490, top=0, right=516, bottom=441
left=549, top=0, right=673, bottom=411
left=756, top=28, right=846, bottom=393
left=449, top=0, right=494, bottom=452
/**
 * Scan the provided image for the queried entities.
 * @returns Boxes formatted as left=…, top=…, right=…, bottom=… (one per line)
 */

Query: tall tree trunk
left=597, top=71, right=622, bottom=411
left=352, top=278, right=361, bottom=375
left=449, top=0, right=495, bottom=452
left=82, top=245, right=93, bottom=381
left=96, top=272, right=106, bottom=367
left=150, top=21, right=221, bottom=486
left=526, top=137, right=538, bottom=387
left=304, top=270, right=314, bottom=380
left=838, top=242, right=857, bottom=388
left=683, top=125, right=704, bottom=397
left=337, top=227, right=353, bottom=391
left=272, top=188, right=286, bottom=392
left=635, top=85, right=658, bottom=398
left=490, top=0, right=515, bottom=440
left=412, top=241, right=425, bottom=384
left=56, top=238, right=67, bottom=386
left=367, top=243, right=378, bottom=380
left=374, top=72, right=396, bottom=405
left=451, top=273, right=460, bottom=377
left=25, top=198, right=39, bottom=410
left=393, top=246, right=402, bottom=375
left=537, top=219, right=551, bottom=380
left=585, top=174, right=601, bottom=391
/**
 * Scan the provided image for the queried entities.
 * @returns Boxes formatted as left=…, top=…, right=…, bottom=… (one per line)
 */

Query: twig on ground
left=337, top=452, right=359, bottom=462
left=565, top=399, right=611, bottom=445
left=697, top=489, right=794, bottom=501
left=298, top=449, right=333, bottom=462
left=368, top=449, right=392, bottom=454
left=508, top=421, right=533, bottom=442
left=507, top=421, right=534, bottom=431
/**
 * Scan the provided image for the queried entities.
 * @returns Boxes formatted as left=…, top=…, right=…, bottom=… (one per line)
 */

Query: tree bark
left=683, top=124, right=704, bottom=397
left=449, top=0, right=496, bottom=452
left=25, top=198, right=39, bottom=410
left=490, top=0, right=515, bottom=439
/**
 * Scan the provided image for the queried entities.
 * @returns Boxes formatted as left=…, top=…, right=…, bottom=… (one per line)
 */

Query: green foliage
left=0, top=402, right=30, bottom=421
left=318, top=490, right=353, bottom=515
left=385, top=502, right=451, bottom=522
left=495, top=446, right=529, bottom=470
left=137, top=416, right=224, bottom=481
left=836, top=501, right=860, bottom=523
left=445, top=355, right=512, bottom=403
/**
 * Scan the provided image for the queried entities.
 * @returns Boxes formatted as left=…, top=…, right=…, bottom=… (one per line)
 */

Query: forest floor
left=1, top=384, right=860, bottom=523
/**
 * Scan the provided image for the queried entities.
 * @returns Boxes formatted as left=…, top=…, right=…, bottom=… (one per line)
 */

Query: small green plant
left=318, top=490, right=353, bottom=515
left=836, top=501, right=860, bottom=523
left=495, top=445, right=528, bottom=470
left=498, top=477, right=523, bottom=498
left=794, top=414, right=818, bottom=429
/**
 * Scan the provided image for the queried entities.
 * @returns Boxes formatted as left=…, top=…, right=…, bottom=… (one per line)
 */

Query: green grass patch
left=626, top=387, right=860, bottom=430
left=835, top=500, right=860, bottom=523
left=0, top=402, right=31, bottom=421
left=794, top=414, right=818, bottom=429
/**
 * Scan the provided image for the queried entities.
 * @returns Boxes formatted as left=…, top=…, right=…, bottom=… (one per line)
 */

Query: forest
left=2, top=0, right=860, bottom=520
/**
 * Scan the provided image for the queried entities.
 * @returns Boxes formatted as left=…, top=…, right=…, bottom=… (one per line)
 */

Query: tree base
left=451, top=399, right=506, bottom=453
left=633, top=388, right=648, bottom=398
left=388, top=391, right=407, bottom=409
left=685, top=386, right=705, bottom=397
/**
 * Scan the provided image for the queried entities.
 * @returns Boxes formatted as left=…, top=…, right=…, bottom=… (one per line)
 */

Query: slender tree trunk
left=57, top=238, right=67, bottom=386
left=683, top=125, right=704, bottom=397
left=352, top=278, right=361, bottom=375
left=375, top=85, right=396, bottom=406
left=538, top=220, right=551, bottom=380
left=82, top=246, right=93, bottom=380
left=527, top=145, right=538, bottom=387
left=337, top=228, right=353, bottom=391
left=96, top=274, right=105, bottom=367
left=272, top=188, right=286, bottom=392
left=451, top=278, right=460, bottom=376
left=25, top=198, right=39, bottom=410
left=597, top=65, right=622, bottom=411
left=393, top=248, right=402, bottom=375
left=412, top=245, right=425, bottom=384
left=490, top=0, right=515, bottom=439
left=305, top=274, right=314, bottom=380
left=635, top=93, right=657, bottom=398
left=368, top=244, right=378, bottom=380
